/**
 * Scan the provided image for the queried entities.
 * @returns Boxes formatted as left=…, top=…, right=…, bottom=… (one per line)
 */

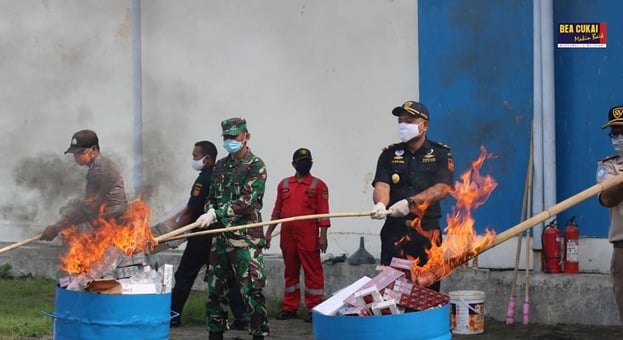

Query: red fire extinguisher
left=542, top=220, right=562, bottom=273
left=563, top=216, right=579, bottom=274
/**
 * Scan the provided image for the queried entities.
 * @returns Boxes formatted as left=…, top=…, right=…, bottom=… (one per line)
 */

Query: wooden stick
left=489, top=172, right=623, bottom=251
left=0, top=199, right=144, bottom=255
left=161, top=211, right=372, bottom=242
left=0, top=235, right=41, bottom=255
left=154, top=221, right=202, bottom=242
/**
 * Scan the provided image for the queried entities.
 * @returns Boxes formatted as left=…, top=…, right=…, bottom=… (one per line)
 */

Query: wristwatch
left=406, top=197, right=415, bottom=207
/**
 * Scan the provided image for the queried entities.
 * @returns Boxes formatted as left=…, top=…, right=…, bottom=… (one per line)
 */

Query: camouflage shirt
left=206, top=149, right=267, bottom=247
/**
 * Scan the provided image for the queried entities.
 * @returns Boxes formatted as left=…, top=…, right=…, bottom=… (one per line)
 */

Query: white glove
left=388, top=199, right=411, bottom=217
left=196, top=208, right=217, bottom=227
left=370, top=202, right=388, bottom=219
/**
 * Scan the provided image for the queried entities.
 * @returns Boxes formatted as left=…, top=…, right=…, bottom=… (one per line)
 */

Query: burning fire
left=59, top=200, right=156, bottom=274
left=409, top=146, right=498, bottom=286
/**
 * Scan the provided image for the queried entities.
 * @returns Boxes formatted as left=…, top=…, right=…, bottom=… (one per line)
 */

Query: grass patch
left=0, top=271, right=285, bottom=335
left=0, top=275, right=55, bottom=338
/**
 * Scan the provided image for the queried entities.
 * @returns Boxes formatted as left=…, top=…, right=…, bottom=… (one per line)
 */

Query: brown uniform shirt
left=596, top=154, right=623, bottom=243
left=65, top=154, right=127, bottom=225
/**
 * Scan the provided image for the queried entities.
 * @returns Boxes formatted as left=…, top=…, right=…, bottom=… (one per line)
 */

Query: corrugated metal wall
left=418, top=0, right=534, bottom=235
left=419, top=0, right=623, bottom=238
left=554, top=0, right=623, bottom=237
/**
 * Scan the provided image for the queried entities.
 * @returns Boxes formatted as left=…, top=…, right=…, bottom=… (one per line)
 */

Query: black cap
left=64, top=129, right=99, bottom=154
left=392, top=101, right=430, bottom=120
left=602, top=105, right=623, bottom=129
left=292, top=148, right=312, bottom=162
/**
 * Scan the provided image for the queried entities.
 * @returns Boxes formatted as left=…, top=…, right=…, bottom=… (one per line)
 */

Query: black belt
left=613, top=241, right=623, bottom=248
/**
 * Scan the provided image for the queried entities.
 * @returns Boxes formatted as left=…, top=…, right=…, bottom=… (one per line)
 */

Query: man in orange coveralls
left=265, top=148, right=330, bottom=323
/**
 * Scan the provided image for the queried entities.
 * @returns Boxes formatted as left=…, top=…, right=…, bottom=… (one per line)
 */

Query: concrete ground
left=1, top=243, right=622, bottom=328
left=168, top=317, right=622, bottom=340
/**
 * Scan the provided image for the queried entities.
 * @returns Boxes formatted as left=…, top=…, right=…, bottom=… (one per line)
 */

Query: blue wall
left=419, top=0, right=623, bottom=237
left=418, top=0, right=534, bottom=235
left=554, top=0, right=623, bottom=237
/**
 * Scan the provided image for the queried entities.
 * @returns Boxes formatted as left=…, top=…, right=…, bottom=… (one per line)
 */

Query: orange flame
left=59, top=200, right=156, bottom=274
left=410, top=146, right=497, bottom=284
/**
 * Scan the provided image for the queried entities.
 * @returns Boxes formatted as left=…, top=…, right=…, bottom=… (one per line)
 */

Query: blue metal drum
left=44, top=286, right=172, bottom=340
left=312, top=304, right=451, bottom=340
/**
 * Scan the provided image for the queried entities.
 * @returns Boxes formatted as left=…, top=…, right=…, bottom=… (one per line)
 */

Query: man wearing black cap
left=596, top=104, right=623, bottom=323
left=370, top=101, right=454, bottom=291
left=40, top=129, right=128, bottom=241
left=265, top=148, right=330, bottom=323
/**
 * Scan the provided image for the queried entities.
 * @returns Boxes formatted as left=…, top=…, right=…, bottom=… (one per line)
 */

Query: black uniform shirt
left=187, top=168, right=213, bottom=222
left=372, top=138, right=454, bottom=220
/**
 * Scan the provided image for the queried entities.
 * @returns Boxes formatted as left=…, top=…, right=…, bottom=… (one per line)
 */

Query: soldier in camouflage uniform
left=196, top=118, right=269, bottom=340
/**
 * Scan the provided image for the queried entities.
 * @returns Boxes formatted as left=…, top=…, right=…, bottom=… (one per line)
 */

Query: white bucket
left=449, top=290, right=485, bottom=335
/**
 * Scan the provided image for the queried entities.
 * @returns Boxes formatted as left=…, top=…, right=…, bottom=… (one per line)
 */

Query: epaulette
left=382, top=143, right=398, bottom=152
left=431, top=141, right=451, bottom=150
left=599, top=154, right=618, bottom=163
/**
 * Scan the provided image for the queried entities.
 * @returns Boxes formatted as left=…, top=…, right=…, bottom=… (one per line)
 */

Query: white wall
left=0, top=1, right=420, bottom=258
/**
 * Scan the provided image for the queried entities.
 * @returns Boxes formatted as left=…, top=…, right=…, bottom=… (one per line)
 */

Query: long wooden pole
left=161, top=211, right=373, bottom=242
left=0, top=235, right=41, bottom=255
left=488, top=172, right=623, bottom=251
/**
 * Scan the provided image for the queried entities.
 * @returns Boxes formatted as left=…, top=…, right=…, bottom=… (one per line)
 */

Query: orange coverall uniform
left=271, top=174, right=330, bottom=312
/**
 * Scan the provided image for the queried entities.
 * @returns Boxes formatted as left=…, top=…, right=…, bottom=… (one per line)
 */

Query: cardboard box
left=312, top=276, right=371, bottom=316
left=121, top=283, right=160, bottom=295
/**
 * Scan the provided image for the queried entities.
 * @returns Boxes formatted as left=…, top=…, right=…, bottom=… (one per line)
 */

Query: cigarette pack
left=393, top=280, right=450, bottom=311
left=343, top=267, right=405, bottom=306
left=340, top=304, right=373, bottom=316
left=162, top=264, right=173, bottom=293
left=389, top=257, right=414, bottom=281
left=354, top=286, right=383, bottom=308
left=371, top=299, right=401, bottom=316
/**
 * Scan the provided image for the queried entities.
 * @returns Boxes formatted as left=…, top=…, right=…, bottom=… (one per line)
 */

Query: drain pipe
left=131, top=0, right=143, bottom=196
left=532, top=0, right=544, bottom=251
left=541, top=0, right=557, bottom=243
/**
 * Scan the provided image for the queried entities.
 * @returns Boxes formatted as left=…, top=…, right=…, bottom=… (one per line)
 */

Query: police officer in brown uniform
left=39, top=129, right=147, bottom=277
left=370, top=101, right=454, bottom=291
left=40, top=129, right=128, bottom=241
left=596, top=104, right=623, bottom=323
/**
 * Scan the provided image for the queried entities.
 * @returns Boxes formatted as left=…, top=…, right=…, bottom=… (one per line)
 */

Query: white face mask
left=612, top=135, right=623, bottom=155
left=397, top=122, right=422, bottom=143
left=191, top=156, right=207, bottom=171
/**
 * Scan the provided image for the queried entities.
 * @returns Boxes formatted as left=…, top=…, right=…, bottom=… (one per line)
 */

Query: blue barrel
left=313, top=304, right=451, bottom=340
left=44, top=286, right=172, bottom=340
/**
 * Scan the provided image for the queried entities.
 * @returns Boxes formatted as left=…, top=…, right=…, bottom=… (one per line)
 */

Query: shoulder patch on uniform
left=431, top=141, right=451, bottom=150
left=599, top=154, right=618, bottom=163
left=382, top=143, right=397, bottom=152
left=597, top=166, right=607, bottom=179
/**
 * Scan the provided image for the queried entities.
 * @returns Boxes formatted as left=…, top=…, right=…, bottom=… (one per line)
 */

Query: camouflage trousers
left=205, top=236, right=269, bottom=336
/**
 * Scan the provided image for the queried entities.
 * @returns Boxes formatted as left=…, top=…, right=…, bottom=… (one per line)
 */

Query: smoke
left=0, top=152, right=83, bottom=223
left=139, top=75, right=196, bottom=216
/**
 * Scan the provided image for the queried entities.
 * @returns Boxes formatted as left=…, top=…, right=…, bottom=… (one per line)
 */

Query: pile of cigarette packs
left=313, top=257, right=449, bottom=317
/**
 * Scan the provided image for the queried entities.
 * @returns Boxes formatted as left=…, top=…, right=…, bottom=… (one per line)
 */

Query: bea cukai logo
left=559, top=23, right=599, bottom=34
left=557, top=22, right=606, bottom=48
